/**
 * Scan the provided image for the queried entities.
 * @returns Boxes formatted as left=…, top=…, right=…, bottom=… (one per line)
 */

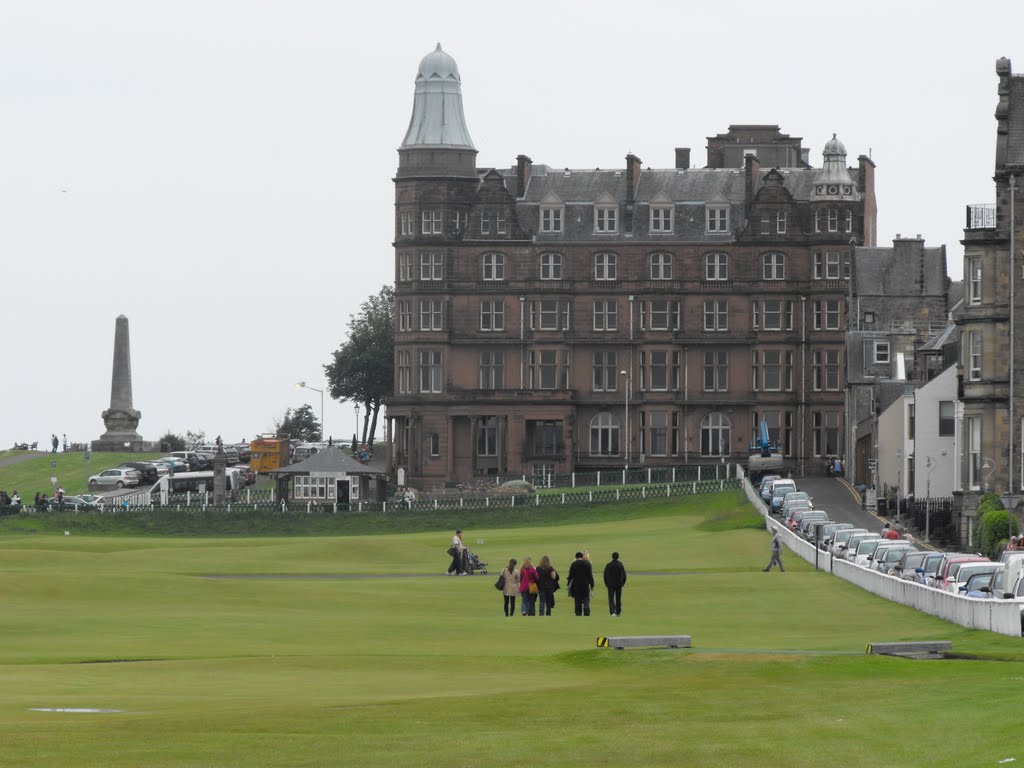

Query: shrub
left=978, top=507, right=1019, bottom=559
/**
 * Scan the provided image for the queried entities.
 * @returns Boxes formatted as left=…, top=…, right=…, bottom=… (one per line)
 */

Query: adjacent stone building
left=388, top=44, right=877, bottom=488
left=956, top=57, right=1024, bottom=509
left=845, top=237, right=953, bottom=487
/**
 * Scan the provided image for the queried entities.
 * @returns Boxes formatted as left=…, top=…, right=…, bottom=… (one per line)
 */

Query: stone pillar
left=96, top=314, right=143, bottom=450
left=213, top=445, right=227, bottom=505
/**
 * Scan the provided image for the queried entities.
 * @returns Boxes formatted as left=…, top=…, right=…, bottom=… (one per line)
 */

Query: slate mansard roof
left=853, top=243, right=948, bottom=297
left=500, top=164, right=865, bottom=242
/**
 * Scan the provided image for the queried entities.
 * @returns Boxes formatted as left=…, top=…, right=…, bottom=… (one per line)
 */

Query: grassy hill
left=0, top=492, right=1021, bottom=766
left=0, top=450, right=165, bottom=498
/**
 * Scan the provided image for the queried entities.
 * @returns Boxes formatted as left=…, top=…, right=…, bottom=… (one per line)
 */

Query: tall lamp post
left=354, top=402, right=360, bottom=446
left=295, top=381, right=324, bottom=441
left=924, top=451, right=946, bottom=544
left=620, top=369, right=631, bottom=467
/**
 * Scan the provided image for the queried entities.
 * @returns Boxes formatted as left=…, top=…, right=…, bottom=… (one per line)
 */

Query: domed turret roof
left=823, top=133, right=847, bottom=156
left=417, top=43, right=461, bottom=82
left=811, top=133, right=858, bottom=199
left=401, top=43, right=475, bottom=150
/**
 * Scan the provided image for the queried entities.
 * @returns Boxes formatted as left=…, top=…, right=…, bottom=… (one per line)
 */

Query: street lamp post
left=620, top=369, right=631, bottom=467
left=295, top=381, right=325, bottom=441
left=924, top=451, right=946, bottom=544
left=354, top=402, right=360, bottom=446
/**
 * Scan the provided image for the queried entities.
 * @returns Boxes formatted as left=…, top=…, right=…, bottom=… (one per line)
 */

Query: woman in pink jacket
left=518, top=557, right=538, bottom=616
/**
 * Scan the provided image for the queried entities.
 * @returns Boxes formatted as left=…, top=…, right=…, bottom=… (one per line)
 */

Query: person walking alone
left=447, top=529, right=466, bottom=575
left=763, top=526, right=785, bottom=572
left=603, top=552, right=627, bottom=617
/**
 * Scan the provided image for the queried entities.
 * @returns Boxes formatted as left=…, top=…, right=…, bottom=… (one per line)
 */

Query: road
left=794, top=476, right=883, bottom=533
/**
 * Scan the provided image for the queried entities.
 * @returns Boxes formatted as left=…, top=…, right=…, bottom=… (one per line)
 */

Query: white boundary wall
left=747, top=478, right=1023, bottom=637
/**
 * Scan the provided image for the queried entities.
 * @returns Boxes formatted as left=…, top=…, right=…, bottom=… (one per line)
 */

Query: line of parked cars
left=87, top=450, right=257, bottom=491
left=758, top=474, right=1024, bottom=603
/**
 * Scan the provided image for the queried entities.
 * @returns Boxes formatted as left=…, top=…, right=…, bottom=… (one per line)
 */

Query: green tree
left=325, top=285, right=394, bottom=447
left=275, top=405, right=322, bottom=442
left=185, top=430, right=206, bottom=450
left=159, top=431, right=186, bottom=451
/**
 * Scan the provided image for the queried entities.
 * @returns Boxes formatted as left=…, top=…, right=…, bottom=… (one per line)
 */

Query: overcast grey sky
left=1, top=0, right=1021, bottom=451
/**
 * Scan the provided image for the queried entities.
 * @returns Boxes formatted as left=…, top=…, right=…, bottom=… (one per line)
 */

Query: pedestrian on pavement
left=603, top=552, right=627, bottom=616
left=763, top=527, right=785, bottom=572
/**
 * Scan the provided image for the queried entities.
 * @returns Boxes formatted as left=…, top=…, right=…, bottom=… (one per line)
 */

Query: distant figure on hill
left=51, top=434, right=59, bottom=453
left=62, top=434, right=68, bottom=452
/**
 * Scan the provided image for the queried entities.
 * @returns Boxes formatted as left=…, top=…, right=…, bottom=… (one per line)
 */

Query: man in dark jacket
left=603, top=552, right=627, bottom=616
left=567, top=552, right=595, bottom=616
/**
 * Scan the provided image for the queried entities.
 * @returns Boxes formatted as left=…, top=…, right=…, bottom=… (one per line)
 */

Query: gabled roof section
left=540, top=191, right=563, bottom=205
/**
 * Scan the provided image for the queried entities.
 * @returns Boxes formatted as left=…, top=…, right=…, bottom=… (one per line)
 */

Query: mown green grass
left=1, top=494, right=1022, bottom=766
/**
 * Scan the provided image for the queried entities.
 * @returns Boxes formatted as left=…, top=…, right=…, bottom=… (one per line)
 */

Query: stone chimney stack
left=744, top=152, right=761, bottom=209
left=675, top=147, right=691, bottom=170
left=516, top=154, right=532, bottom=198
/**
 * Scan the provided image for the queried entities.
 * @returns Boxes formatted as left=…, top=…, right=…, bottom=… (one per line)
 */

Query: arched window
left=815, top=209, right=826, bottom=233
left=700, top=412, right=731, bottom=456
left=589, top=412, right=620, bottom=456
left=827, top=209, right=838, bottom=232
left=844, top=210, right=853, bottom=233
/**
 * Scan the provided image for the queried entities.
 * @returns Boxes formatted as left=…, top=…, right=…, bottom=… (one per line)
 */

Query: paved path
left=795, top=476, right=882, bottom=532
left=0, top=452, right=45, bottom=468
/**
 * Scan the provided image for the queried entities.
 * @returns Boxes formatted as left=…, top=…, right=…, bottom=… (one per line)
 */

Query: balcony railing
left=966, top=204, right=996, bottom=230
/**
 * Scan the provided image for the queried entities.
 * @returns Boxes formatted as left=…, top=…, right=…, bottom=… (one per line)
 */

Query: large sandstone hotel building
left=388, top=45, right=876, bottom=488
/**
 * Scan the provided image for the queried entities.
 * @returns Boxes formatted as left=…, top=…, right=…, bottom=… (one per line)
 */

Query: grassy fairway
left=1, top=493, right=1022, bottom=767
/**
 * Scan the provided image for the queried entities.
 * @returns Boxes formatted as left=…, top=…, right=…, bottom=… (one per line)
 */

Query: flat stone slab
left=866, top=641, right=952, bottom=658
left=597, top=635, right=692, bottom=650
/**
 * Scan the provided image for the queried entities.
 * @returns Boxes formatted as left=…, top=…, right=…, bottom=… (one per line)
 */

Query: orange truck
left=250, top=437, right=290, bottom=474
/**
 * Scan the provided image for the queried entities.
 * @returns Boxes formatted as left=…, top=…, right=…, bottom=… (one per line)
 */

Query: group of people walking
left=496, top=551, right=627, bottom=617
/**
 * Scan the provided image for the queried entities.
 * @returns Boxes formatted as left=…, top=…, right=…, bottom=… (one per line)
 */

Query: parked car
left=948, top=562, right=1003, bottom=594
left=193, top=452, right=214, bottom=470
left=232, top=443, right=252, bottom=463
left=196, top=444, right=240, bottom=465
left=759, top=476, right=782, bottom=503
left=915, top=552, right=948, bottom=585
left=770, top=481, right=797, bottom=512
left=840, top=532, right=880, bottom=561
left=780, top=499, right=813, bottom=520
left=781, top=491, right=812, bottom=509
left=87, top=467, right=141, bottom=489
left=804, top=518, right=834, bottom=543
left=157, top=457, right=191, bottom=474
left=166, top=451, right=201, bottom=470
left=819, top=522, right=854, bottom=551
left=118, top=461, right=159, bottom=484
left=852, top=538, right=886, bottom=568
left=794, top=511, right=829, bottom=537
left=890, top=550, right=928, bottom=579
left=48, top=494, right=104, bottom=510
left=929, top=555, right=989, bottom=590
left=871, top=543, right=915, bottom=573
left=830, top=528, right=868, bottom=558
left=963, top=571, right=999, bottom=598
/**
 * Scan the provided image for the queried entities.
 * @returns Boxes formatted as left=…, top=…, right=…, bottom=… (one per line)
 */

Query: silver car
left=87, top=467, right=141, bottom=489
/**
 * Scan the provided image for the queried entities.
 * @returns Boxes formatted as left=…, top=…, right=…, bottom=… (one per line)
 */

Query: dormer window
left=706, top=204, right=729, bottom=232
left=650, top=205, right=673, bottom=233
left=595, top=205, right=618, bottom=233
left=496, top=211, right=507, bottom=234
left=480, top=211, right=491, bottom=235
left=540, top=206, right=563, bottom=233
left=777, top=212, right=787, bottom=234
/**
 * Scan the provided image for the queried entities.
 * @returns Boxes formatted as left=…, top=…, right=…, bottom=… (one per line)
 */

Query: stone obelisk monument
left=95, top=314, right=143, bottom=451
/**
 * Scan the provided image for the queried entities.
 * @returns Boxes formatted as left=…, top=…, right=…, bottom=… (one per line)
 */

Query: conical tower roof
left=401, top=44, right=475, bottom=149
